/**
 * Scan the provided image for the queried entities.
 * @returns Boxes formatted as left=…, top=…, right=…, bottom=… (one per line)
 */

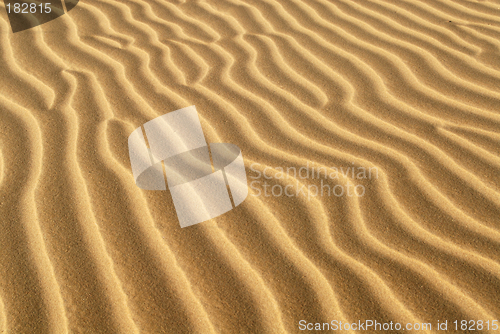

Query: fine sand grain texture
left=0, top=0, right=500, bottom=333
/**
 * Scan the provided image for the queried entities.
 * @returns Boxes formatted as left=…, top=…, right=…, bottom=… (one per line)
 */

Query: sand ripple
left=0, top=0, right=499, bottom=332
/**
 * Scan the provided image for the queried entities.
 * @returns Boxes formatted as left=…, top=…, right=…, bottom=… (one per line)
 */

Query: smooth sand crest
left=0, top=0, right=499, bottom=333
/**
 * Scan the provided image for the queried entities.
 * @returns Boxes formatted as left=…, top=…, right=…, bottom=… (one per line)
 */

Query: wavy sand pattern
left=0, top=0, right=499, bottom=333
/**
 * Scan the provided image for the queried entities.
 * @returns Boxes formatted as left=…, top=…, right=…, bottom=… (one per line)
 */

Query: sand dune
left=0, top=0, right=499, bottom=333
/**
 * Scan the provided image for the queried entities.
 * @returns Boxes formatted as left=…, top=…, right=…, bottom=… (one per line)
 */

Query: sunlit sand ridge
left=0, top=0, right=499, bottom=332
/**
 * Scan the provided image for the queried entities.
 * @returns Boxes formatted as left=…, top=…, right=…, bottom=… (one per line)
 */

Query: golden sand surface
left=0, top=0, right=499, bottom=333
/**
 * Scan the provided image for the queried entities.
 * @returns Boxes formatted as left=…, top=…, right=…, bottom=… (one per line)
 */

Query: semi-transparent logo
left=128, top=106, right=248, bottom=228
left=3, top=0, right=79, bottom=33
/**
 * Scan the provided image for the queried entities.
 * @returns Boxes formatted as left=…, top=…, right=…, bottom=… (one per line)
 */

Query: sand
left=0, top=0, right=499, bottom=333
